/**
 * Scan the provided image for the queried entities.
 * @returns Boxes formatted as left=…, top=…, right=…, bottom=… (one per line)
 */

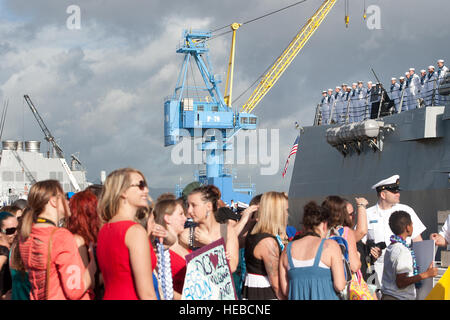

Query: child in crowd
left=381, top=211, right=437, bottom=300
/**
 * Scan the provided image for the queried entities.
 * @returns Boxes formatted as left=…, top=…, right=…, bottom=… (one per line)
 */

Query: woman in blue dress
left=279, top=202, right=346, bottom=300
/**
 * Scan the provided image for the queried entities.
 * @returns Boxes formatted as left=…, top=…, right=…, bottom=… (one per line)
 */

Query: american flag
left=282, top=135, right=299, bottom=178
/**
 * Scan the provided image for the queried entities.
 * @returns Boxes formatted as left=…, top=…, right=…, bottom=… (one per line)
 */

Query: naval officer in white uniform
left=363, top=174, right=426, bottom=287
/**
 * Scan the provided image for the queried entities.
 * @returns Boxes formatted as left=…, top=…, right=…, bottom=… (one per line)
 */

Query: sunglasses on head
left=1, top=227, right=17, bottom=235
left=129, top=180, right=147, bottom=191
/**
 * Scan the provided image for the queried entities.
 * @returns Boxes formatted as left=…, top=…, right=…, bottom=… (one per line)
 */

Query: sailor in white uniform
left=398, top=76, right=407, bottom=112
left=430, top=214, right=450, bottom=248
left=340, top=84, right=349, bottom=124
left=366, top=81, right=374, bottom=119
left=408, top=68, right=421, bottom=109
left=349, top=83, right=358, bottom=123
left=436, top=59, right=449, bottom=105
left=389, top=78, right=401, bottom=113
left=419, top=69, right=427, bottom=104
left=424, top=66, right=437, bottom=106
left=363, top=174, right=426, bottom=288
left=327, top=88, right=335, bottom=123
left=404, top=72, right=413, bottom=110
left=424, top=66, right=437, bottom=105
left=357, top=81, right=365, bottom=121
left=320, top=90, right=329, bottom=124
left=333, top=86, right=343, bottom=124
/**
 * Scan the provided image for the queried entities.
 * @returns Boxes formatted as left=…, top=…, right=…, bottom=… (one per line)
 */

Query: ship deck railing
left=314, top=86, right=449, bottom=126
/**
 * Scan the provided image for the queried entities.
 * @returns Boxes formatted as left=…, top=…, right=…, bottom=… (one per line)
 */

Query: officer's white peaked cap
left=371, top=174, right=400, bottom=190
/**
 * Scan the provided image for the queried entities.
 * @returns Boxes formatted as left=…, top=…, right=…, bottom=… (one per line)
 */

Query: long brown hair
left=322, top=195, right=352, bottom=228
left=19, top=180, right=64, bottom=241
left=10, top=211, right=27, bottom=274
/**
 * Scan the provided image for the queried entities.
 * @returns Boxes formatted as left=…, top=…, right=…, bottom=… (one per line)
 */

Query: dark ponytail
left=190, top=185, right=221, bottom=213
left=301, top=201, right=329, bottom=237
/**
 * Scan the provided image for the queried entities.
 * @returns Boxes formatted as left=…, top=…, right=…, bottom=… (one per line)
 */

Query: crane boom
left=24, top=95, right=64, bottom=158
left=241, top=0, right=337, bottom=113
left=23, top=94, right=81, bottom=192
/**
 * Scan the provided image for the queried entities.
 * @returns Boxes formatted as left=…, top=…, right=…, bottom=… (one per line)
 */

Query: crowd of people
left=0, top=169, right=449, bottom=300
left=317, top=59, right=449, bottom=125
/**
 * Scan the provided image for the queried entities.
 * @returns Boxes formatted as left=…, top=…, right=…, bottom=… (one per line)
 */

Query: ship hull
left=288, top=106, right=450, bottom=237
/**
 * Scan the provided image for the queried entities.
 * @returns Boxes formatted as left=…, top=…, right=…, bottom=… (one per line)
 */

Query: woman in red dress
left=153, top=198, right=189, bottom=299
left=96, top=168, right=158, bottom=300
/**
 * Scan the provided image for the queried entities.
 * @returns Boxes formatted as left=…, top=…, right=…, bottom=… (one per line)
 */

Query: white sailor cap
left=428, top=65, right=435, bottom=70
left=352, top=82, right=357, bottom=86
left=367, top=81, right=372, bottom=84
left=391, top=77, right=397, bottom=81
left=409, top=68, right=415, bottom=72
left=335, top=86, right=341, bottom=89
left=405, top=72, right=409, bottom=76
left=371, top=174, right=401, bottom=192
left=420, top=69, right=426, bottom=73
left=328, top=88, right=333, bottom=91
left=399, top=76, right=405, bottom=80
left=438, top=59, right=444, bottom=63
left=322, top=90, right=327, bottom=93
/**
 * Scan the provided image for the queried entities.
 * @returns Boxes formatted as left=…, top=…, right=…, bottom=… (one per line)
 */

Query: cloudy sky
left=0, top=0, right=449, bottom=196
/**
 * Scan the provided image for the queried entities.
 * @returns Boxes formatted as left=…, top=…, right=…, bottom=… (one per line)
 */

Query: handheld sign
left=181, top=238, right=237, bottom=300
left=412, top=240, right=435, bottom=300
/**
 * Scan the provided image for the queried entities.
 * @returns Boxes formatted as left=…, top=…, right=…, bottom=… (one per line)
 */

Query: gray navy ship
left=0, top=139, right=90, bottom=205
left=288, top=73, right=450, bottom=239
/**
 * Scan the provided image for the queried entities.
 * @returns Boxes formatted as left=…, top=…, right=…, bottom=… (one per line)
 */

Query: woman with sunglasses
left=96, top=168, right=158, bottom=300
left=0, top=211, right=18, bottom=299
left=18, top=180, right=97, bottom=300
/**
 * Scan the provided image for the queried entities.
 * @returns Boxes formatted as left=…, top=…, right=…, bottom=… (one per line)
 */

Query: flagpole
left=282, top=122, right=303, bottom=178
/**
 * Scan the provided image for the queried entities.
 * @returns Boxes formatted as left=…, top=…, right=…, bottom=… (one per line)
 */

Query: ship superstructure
left=0, top=139, right=89, bottom=205
left=288, top=102, right=450, bottom=237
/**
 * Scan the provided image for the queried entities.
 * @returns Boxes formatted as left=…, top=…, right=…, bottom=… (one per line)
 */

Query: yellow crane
left=223, top=0, right=341, bottom=114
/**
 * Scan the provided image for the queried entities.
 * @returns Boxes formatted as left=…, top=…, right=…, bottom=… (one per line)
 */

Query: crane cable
left=208, top=0, right=309, bottom=41
left=205, top=0, right=311, bottom=106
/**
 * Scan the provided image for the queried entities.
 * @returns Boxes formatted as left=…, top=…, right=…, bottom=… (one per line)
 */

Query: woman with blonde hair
left=96, top=168, right=158, bottom=300
left=18, top=180, right=96, bottom=300
left=242, top=191, right=289, bottom=300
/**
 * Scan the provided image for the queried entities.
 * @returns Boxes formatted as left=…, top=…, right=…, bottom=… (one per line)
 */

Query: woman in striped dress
left=242, top=192, right=288, bottom=300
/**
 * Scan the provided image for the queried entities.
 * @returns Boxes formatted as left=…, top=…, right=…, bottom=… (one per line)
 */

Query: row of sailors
left=318, top=59, right=449, bottom=125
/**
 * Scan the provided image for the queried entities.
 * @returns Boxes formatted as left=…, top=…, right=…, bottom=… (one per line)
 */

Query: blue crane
left=164, top=29, right=257, bottom=205
left=164, top=1, right=346, bottom=204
